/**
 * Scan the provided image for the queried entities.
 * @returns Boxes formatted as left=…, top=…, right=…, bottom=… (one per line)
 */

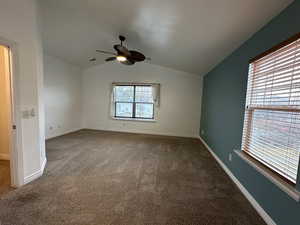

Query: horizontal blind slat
left=242, top=37, right=300, bottom=184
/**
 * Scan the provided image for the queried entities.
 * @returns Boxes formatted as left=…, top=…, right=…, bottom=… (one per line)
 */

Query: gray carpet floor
left=0, top=130, right=266, bottom=225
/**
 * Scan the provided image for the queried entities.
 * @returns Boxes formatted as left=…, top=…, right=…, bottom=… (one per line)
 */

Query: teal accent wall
left=200, top=1, right=300, bottom=225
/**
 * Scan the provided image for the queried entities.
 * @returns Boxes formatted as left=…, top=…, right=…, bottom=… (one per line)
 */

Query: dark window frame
left=249, top=32, right=300, bottom=63
left=114, top=85, right=155, bottom=120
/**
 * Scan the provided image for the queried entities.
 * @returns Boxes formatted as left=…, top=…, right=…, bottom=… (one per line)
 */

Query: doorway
left=0, top=45, right=13, bottom=195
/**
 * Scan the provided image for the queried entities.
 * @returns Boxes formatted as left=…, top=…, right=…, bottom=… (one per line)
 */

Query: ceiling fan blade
left=96, top=50, right=116, bottom=55
left=114, top=45, right=131, bottom=57
left=96, top=36, right=148, bottom=65
left=120, top=59, right=135, bottom=65
left=89, top=57, right=96, bottom=62
left=129, top=50, right=146, bottom=62
left=105, top=57, right=116, bottom=62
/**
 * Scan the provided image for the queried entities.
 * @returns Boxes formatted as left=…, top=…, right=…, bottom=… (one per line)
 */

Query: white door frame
left=0, top=36, right=24, bottom=187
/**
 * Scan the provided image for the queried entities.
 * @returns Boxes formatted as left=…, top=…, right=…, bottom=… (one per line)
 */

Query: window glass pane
left=135, top=86, right=153, bottom=103
left=115, top=103, right=133, bottom=117
left=248, top=109, right=300, bottom=182
left=135, top=103, right=154, bottom=118
left=114, top=86, right=134, bottom=102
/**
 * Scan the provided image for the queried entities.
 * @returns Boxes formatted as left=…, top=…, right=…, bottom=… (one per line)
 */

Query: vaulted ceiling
left=39, top=0, right=293, bottom=75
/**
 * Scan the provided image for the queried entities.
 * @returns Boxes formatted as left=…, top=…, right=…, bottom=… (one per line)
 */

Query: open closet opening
left=0, top=45, right=13, bottom=195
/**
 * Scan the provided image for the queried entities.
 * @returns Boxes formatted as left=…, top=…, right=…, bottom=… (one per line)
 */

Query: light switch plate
left=229, top=153, right=232, bottom=162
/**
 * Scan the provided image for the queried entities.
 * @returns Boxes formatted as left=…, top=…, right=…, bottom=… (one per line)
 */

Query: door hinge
left=12, top=125, right=17, bottom=130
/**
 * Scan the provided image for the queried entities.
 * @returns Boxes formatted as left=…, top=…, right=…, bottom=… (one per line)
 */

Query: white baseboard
left=24, top=158, right=47, bottom=185
left=0, top=153, right=10, bottom=160
left=46, top=127, right=83, bottom=140
left=83, top=127, right=198, bottom=139
left=197, top=136, right=276, bottom=225
left=41, top=157, right=47, bottom=173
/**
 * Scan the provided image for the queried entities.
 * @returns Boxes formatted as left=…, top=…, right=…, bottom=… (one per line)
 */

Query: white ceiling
left=39, top=0, right=293, bottom=75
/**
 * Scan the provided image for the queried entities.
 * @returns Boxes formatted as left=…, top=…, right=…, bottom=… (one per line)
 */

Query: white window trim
left=111, top=116, right=156, bottom=122
left=110, top=83, right=160, bottom=120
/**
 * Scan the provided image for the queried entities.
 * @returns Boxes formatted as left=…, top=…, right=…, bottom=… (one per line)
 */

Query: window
left=113, top=85, right=155, bottom=119
left=242, top=33, right=300, bottom=184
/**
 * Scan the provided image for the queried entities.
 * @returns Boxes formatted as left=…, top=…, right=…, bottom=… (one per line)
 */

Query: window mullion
left=133, top=85, right=136, bottom=118
left=152, top=103, right=154, bottom=119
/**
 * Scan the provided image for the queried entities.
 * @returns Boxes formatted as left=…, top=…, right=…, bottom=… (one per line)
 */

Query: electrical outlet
left=201, top=130, right=205, bottom=135
left=229, top=153, right=232, bottom=162
left=49, top=126, right=53, bottom=130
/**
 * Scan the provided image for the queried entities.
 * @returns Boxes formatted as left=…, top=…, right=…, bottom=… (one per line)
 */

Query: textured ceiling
left=39, top=0, right=293, bottom=75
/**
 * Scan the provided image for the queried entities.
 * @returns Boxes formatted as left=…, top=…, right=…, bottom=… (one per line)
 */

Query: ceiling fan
left=90, top=35, right=150, bottom=65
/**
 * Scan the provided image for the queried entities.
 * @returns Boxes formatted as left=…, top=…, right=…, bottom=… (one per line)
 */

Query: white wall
left=0, top=0, right=45, bottom=185
left=82, top=62, right=202, bottom=138
left=44, top=54, right=82, bottom=139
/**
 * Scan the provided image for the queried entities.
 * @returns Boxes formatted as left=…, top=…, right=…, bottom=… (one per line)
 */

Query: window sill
left=112, top=117, right=156, bottom=123
left=235, top=150, right=300, bottom=202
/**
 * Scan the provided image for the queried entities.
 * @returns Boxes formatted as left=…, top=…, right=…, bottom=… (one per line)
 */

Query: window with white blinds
left=242, top=34, right=300, bottom=184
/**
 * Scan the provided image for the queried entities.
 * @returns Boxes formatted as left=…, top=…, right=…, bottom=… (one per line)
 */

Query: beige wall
left=83, top=62, right=202, bottom=138
left=44, top=54, right=82, bottom=139
left=0, top=46, right=11, bottom=160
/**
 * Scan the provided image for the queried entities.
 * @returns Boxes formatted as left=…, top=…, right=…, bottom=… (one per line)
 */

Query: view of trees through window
left=114, top=85, right=154, bottom=119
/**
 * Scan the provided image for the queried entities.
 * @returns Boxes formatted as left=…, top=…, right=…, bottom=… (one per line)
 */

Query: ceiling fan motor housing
left=119, top=35, right=126, bottom=42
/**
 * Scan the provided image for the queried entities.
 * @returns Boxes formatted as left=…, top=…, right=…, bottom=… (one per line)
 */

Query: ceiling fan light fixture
left=116, top=55, right=127, bottom=62
left=95, top=36, right=148, bottom=65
